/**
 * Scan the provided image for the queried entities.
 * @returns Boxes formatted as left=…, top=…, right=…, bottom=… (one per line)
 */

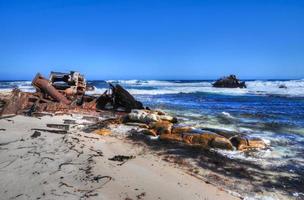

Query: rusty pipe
left=32, top=73, right=71, bottom=105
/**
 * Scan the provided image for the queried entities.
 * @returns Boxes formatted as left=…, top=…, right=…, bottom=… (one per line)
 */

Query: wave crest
left=1, top=79, right=304, bottom=97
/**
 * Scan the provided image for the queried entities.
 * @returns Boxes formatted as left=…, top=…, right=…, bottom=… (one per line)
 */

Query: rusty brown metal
left=49, top=71, right=87, bottom=96
left=0, top=71, right=145, bottom=117
left=0, top=89, right=32, bottom=115
left=32, top=73, right=71, bottom=105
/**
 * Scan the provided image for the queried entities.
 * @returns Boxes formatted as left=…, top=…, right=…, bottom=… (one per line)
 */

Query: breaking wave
left=0, top=81, right=35, bottom=92
left=1, top=79, right=304, bottom=97
left=106, top=79, right=304, bottom=97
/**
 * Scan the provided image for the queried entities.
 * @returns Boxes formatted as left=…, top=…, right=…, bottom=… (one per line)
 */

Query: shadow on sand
left=127, top=133, right=304, bottom=198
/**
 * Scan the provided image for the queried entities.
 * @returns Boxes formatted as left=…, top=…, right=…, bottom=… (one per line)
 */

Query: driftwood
left=82, top=116, right=99, bottom=122
left=31, top=128, right=68, bottom=134
left=0, top=114, right=16, bottom=120
left=82, top=118, right=122, bottom=133
left=46, top=124, right=70, bottom=131
left=63, top=119, right=76, bottom=124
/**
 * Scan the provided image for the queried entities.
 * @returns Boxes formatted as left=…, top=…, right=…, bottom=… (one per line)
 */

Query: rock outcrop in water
left=230, top=136, right=266, bottom=151
left=124, top=110, right=266, bottom=151
left=213, top=75, right=246, bottom=88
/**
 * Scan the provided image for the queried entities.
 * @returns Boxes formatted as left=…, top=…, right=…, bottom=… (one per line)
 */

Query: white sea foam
left=106, top=79, right=304, bottom=97
left=246, top=80, right=304, bottom=97
left=1, top=79, right=304, bottom=97
left=243, top=195, right=278, bottom=200
left=0, top=81, right=35, bottom=92
left=106, top=80, right=211, bottom=87
left=221, top=111, right=235, bottom=119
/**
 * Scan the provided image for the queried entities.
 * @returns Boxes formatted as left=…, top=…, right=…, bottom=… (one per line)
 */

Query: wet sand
left=0, top=115, right=239, bottom=200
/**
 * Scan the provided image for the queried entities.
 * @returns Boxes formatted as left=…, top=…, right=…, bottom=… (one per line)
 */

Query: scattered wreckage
left=0, top=71, right=143, bottom=116
left=0, top=71, right=266, bottom=152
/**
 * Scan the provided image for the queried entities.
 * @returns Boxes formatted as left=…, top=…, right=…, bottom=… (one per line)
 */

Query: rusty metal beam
left=32, top=73, right=71, bottom=105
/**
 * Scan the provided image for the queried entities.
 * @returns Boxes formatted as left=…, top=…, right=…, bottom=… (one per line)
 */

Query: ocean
left=1, top=79, right=304, bottom=197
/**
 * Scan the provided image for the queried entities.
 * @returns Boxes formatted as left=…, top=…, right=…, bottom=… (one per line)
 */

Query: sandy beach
left=0, top=114, right=239, bottom=200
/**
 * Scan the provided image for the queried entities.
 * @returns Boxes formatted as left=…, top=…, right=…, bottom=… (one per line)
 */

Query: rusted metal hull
left=49, top=71, right=87, bottom=95
left=1, top=71, right=144, bottom=116
left=32, top=73, right=71, bottom=105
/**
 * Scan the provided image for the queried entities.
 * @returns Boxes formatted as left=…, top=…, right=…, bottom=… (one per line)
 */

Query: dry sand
left=0, top=115, right=239, bottom=200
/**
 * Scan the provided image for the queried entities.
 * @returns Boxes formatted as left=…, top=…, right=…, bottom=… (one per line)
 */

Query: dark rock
left=230, top=136, right=266, bottom=150
left=182, top=132, right=233, bottom=150
left=126, top=110, right=176, bottom=124
left=149, top=121, right=173, bottom=135
left=200, top=127, right=244, bottom=139
left=159, top=133, right=183, bottom=142
left=172, top=126, right=193, bottom=134
left=279, top=84, right=287, bottom=89
left=213, top=75, right=246, bottom=88
left=139, top=129, right=157, bottom=137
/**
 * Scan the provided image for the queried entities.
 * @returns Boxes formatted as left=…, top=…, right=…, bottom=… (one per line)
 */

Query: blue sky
left=0, top=0, right=303, bottom=80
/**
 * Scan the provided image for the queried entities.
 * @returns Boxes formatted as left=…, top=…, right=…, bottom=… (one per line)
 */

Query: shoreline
left=0, top=114, right=239, bottom=200
left=0, top=87, right=302, bottom=200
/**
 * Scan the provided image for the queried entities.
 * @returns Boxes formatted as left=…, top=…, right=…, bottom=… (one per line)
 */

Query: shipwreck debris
left=108, top=155, right=136, bottom=166
left=91, top=175, right=112, bottom=183
left=31, top=131, right=41, bottom=139
left=108, top=155, right=136, bottom=162
left=0, top=114, right=16, bottom=120
left=95, top=83, right=144, bottom=111
left=0, top=70, right=267, bottom=152
left=31, top=128, right=68, bottom=134
left=95, top=129, right=111, bottom=136
left=49, top=71, right=87, bottom=96
left=63, top=119, right=76, bottom=124
left=82, top=116, right=99, bottom=122
left=32, top=73, right=71, bottom=105
left=0, top=89, right=32, bottom=115
left=46, top=124, right=70, bottom=131
left=110, top=83, right=144, bottom=111
left=0, top=71, right=144, bottom=115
